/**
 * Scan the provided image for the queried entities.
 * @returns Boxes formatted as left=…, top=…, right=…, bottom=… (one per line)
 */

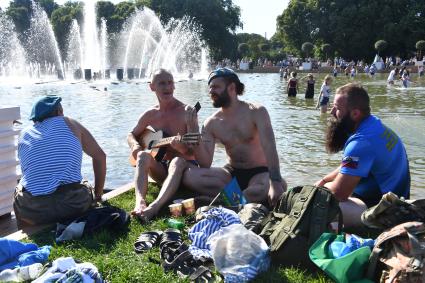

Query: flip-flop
left=134, top=231, right=163, bottom=253
left=159, top=228, right=183, bottom=250
left=162, top=246, right=214, bottom=282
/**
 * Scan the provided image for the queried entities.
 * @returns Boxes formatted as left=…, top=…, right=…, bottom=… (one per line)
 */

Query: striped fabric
left=18, top=116, right=82, bottom=196
left=188, top=207, right=241, bottom=259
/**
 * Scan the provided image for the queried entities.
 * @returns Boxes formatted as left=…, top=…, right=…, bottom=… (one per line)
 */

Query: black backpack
left=260, top=185, right=342, bottom=270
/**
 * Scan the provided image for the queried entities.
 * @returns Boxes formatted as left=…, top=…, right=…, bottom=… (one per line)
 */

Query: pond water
left=1, top=73, right=424, bottom=197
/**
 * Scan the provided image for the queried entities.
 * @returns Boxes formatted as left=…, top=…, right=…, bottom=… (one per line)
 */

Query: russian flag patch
left=341, top=156, right=359, bottom=169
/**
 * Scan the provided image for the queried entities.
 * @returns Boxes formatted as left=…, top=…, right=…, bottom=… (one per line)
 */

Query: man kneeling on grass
left=14, top=96, right=106, bottom=225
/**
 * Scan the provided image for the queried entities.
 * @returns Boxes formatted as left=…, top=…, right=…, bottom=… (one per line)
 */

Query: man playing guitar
left=127, top=69, right=199, bottom=221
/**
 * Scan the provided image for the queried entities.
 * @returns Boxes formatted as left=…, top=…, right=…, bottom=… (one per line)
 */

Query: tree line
left=1, top=0, right=242, bottom=61
left=276, top=0, right=425, bottom=61
left=2, top=0, right=424, bottom=63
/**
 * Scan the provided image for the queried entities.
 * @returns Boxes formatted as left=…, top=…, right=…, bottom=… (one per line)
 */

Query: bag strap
left=269, top=186, right=317, bottom=251
left=308, top=187, right=332, bottom=244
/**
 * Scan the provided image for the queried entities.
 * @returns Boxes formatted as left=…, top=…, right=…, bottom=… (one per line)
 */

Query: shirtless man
left=183, top=68, right=287, bottom=207
left=128, top=69, right=197, bottom=219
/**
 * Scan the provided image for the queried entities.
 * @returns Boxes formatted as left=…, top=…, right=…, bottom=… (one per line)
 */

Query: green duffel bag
left=309, top=233, right=373, bottom=283
left=259, top=185, right=342, bottom=270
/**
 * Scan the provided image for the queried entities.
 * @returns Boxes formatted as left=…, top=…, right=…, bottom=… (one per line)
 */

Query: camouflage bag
left=259, top=185, right=342, bottom=270
left=367, top=221, right=425, bottom=283
left=361, top=192, right=425, bottom=230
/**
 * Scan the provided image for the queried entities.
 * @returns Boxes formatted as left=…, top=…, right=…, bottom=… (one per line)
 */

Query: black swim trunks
left=352, top=192, right=381, bottom=208
left=223, top=164, right=269, bottom=190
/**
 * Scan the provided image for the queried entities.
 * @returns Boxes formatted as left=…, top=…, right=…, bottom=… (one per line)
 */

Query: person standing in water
left=387, top=68, right=399, bottom=85
left=401, top=69, right=411, bottom=88
left=316, top=75, right=333, bottom=113
left=286, top=72, right=299, bottom=97
left=303, top=73, right=315, bottom=99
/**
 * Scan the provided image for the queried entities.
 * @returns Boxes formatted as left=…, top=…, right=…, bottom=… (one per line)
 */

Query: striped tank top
left=18, top=116, right=82, bottom=196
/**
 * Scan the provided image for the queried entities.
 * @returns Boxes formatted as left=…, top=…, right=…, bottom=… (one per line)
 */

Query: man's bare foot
left=139, top=205, right=159, bottom=222
left=131, top=199, right=147, bottom=216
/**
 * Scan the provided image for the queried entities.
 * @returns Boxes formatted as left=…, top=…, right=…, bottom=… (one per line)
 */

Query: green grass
left=27, top=184, right=332, bottom=283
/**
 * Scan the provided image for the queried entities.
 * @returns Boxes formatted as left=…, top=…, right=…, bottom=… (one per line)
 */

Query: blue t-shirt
left=340, top=115, right=410, bottom=205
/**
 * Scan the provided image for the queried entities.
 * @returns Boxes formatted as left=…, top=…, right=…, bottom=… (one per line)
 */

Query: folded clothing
left=32, top=257, right=103, bottom=283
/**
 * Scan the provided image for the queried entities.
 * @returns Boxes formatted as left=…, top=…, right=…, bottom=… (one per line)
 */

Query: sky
left=0, top=0, right=289, bottom=38
left=233, top=0, right=289, bottom=38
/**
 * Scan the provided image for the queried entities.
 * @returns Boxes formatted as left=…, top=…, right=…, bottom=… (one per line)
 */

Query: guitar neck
left=151, top=136, right=176, bottom=148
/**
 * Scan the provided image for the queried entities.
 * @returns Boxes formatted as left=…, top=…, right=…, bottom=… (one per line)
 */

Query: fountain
left=0, top=14, right=28, bottom=78
left=26, top=1, right=65, bottom=79
left=0, top=0, right=208, bottom=82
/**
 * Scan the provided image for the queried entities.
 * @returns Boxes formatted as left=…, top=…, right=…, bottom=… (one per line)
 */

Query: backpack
left=259, top=185, right=342, bottom=270
left=361, top=192, right=425, bottom=230
left=367, top=221, right=425, bottom=283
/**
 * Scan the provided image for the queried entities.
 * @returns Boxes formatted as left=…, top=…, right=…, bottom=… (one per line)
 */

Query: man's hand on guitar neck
left=185, top=105, right=200, bottom=133
left=170, top=134, right=197, bottom=156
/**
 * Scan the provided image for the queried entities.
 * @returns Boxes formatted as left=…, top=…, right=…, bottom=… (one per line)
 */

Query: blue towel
left=0, top=238, right=51, bottom=271
left=18, top=245, right=51, bottom=267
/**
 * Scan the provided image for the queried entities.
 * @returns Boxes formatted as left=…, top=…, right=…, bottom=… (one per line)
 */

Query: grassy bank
left=27, top=184, right=331, bottom=282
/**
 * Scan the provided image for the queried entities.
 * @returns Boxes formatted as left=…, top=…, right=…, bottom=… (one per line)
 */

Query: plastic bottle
left=167, top=218, right=185, bottom=229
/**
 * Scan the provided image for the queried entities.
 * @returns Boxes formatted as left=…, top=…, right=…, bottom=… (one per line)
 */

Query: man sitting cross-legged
left=181, top=68, right=287, bottom=207
left=128, top=69, right=199, bottom=220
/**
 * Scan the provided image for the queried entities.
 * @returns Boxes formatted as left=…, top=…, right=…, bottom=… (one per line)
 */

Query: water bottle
left=167, top=218, right=185, bottom=230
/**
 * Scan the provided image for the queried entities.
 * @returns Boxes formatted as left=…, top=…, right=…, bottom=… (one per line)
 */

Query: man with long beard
left=182, top=68, right=287, bottom=207
left=316, top=83, right=410, bottom=227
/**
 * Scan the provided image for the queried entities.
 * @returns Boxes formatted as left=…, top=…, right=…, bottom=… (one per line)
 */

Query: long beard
left=212, top=88, right=231, bottom=108
left=325, top=116, right=356, bottom=153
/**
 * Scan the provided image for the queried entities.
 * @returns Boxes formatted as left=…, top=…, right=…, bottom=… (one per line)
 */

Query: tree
left=238, top=43, right=249, bottom=57
left=321, top=43, right=331, bottom=60
left=301, top=42, right=314, bottom=58
left=277, top=0, right=425, bottom=60
left=416, top=40, right=425, bottom=60
left=235, top=33, right=267, bottom=60
left=374, top=40, right=388, bottom=56
left=38, top=0, right=59, bottom=17
left=50, top=3, right=83, bottom=56
left=259, top=43, right=270, bottom=52
left=147, top=0, right=242, bottom=60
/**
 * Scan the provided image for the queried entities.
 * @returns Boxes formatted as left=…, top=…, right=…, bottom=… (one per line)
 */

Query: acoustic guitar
left=129, top=126, right=201, bottom=166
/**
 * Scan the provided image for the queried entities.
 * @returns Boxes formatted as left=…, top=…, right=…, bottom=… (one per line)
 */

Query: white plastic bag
left=207, top=224, right=270, bottom=282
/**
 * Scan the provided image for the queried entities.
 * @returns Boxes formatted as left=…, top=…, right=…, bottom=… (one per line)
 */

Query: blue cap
left=208, top=67, right=240, bottom=84
left=29, top=96, right=62, bottom=122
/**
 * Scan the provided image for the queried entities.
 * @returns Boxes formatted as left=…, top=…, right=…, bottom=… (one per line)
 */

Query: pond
left=1, top=72, right=424, bottom=197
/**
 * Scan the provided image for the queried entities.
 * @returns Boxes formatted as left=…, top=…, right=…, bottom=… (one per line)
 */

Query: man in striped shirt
left=14, top=96, right=106, bottom=225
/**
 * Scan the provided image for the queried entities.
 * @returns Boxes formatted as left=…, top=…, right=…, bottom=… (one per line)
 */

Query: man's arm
left=127, top=111, right=151, bottom=159
left=192, top=120, right=216, bottom=168
left=324, top=173, right=361, bottom=201
left=315, top=166, right=340, bottom=187
left=254, top=106, right=287, bottom=206
left=66, top=118, right=106, bottom=201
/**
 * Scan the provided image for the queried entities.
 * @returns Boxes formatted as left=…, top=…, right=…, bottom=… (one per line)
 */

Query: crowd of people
left=13, top=67, right=411, bottom=236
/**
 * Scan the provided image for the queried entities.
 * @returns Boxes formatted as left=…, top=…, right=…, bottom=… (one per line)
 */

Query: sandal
left=162, top=247, right=214, bottom=282
left=134, top=231, right=163, bottom=253
left=159, top=228, right=183, bottom=249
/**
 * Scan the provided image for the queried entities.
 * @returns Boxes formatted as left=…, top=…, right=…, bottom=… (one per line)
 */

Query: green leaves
left=276, top=0, right=425, bottom=60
